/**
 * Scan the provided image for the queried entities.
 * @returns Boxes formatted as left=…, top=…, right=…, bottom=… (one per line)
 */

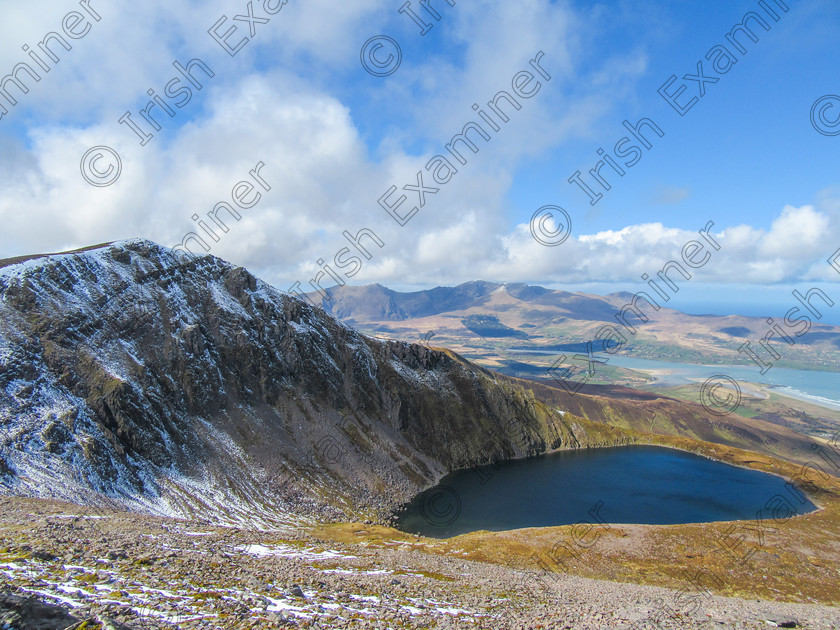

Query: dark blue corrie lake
left=394, top=445, right=817, bottom=538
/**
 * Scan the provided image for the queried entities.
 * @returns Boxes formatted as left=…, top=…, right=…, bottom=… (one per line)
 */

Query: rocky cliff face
left=0, top=240, right=624, bottom=527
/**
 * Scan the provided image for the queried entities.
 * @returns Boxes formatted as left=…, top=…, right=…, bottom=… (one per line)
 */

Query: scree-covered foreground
left=1, top=497, right=837, bottom=629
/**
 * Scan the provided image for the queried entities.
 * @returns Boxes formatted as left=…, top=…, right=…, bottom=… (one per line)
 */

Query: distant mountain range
left=309, top=281, right=620, bottom=323
left=305, top=281, right=840, bottom=373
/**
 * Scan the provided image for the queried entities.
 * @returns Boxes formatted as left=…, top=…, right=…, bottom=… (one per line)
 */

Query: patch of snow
left=233, top=543, right=354, bottom=561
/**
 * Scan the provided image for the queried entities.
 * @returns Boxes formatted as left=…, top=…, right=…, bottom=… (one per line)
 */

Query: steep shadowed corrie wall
left=0, top=240, right=632, bottom=526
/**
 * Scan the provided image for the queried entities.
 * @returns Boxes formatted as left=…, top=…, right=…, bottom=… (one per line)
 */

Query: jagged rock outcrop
left=0, top=240, right=627, bottom=526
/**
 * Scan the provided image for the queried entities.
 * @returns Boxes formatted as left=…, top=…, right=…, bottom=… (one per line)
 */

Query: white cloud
left=2, top=75, right=839, bottom=288
left=1, top=0, right=838, bottom=292
left=484, top=206, right=840, bottom=286
left=759, top=205, right=831, bottom=259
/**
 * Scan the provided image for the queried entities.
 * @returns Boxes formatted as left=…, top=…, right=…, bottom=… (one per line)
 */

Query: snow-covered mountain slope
left=0, top=240, right=618, bottom=527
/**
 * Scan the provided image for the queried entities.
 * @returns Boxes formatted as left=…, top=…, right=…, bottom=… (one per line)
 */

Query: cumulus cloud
left=758, top=205, right=831, bottom=260
left=0, top=0, right=838, bottom=292
left=488, top=206, right=840, bottom=286
left=2, top=63, right=839, bottom=289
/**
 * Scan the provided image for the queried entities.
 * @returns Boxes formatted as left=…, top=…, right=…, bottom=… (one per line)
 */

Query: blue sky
left=0, top=0, right=838, bottom=314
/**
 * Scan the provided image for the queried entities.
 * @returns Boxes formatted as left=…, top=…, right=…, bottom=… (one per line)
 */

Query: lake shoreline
left=394, top=442, right=818, bottom=538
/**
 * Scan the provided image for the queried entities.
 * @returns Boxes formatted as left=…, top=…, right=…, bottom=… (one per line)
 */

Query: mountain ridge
left=0, top=240, right=633, bottom=527
left=304, top=281, right=840, bottom=371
